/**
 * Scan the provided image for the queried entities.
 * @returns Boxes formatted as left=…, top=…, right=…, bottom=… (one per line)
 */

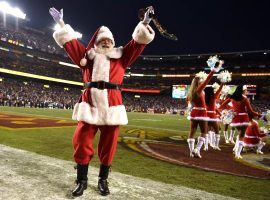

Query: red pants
left=72, top=121, right=119, bottom=165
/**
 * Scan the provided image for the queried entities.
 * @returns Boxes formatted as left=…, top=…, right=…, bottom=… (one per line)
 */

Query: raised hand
left=142, top=6, right=155, bottom=24
left=49, top=7, right=64, bottom=26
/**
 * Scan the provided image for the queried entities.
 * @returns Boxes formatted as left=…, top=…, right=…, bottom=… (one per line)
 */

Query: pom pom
left=261, top=110, right=270, bottom=125
left=220, top=85, right=230, bottom=99
left=207, top=55, right=219, bottom=68
left=195, top=71, right=208, bottom=82
left=212, top=82, right=220, bottom=92
left=217, top=70, right=232, bottom=83
left=221, top=110, right=235, bottom=124
left=207, top=55, right=224, bottom=72
left=80, top=57, right=87, bottom=66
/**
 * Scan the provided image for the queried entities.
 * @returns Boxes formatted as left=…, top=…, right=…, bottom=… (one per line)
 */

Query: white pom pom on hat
left=79, top=26, right=115, bottom=67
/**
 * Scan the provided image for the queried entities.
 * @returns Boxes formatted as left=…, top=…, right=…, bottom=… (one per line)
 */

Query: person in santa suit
left=243, top=113, right=268, bottom=155
left=49, top=6, right=155, bottom=197
left=220, top=85, right=261, bottom=159
left=204, top=82, right=224, bottom=151
left=186, top=56, right=223, bottom=158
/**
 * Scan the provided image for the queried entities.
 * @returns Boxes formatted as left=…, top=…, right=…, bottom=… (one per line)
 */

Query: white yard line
left=0, top=144, right=237, bottom=200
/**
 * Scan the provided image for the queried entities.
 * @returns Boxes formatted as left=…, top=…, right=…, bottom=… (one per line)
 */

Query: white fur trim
left=89, top=53, right=110, bottom=82
left=188, top=116, right=210, bottom=121
left=87, top=47, right=123, bottom=60
left=207, top=118, right=221, bottom=122
left=132, top=22, right=155, bottom=44
left=72, top=102, right=128, bottom=125
left=72, top=103, right=79, bottom=120
left=243, top=143, right=260, bottom=147
left=230, top=122, right=250, bottom=127
left=53, top=24, right=77, bottom=48
left=95, top=26, right=115, bottom=46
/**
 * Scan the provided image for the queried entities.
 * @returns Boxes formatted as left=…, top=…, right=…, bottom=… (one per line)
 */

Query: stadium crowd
left=0, top=22, right=65, bottom=55
left=0, top=77, right=269, bottom=114
left=0, top=78, right=79, bottom=109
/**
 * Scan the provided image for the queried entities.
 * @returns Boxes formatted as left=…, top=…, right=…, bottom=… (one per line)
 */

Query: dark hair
left=230, top=85, right=243, bottom=101
left=204, top=87, right=214, bottom=105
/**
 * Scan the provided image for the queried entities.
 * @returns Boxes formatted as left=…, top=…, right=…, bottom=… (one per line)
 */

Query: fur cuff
left=72, top=102, right=128, bottom=125
left=53, top=24, right=77, bottom=48
left=132, top=22, right=155, bottom=44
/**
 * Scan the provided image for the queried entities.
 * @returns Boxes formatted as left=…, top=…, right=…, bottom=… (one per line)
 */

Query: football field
left=0, top=106, right=269, bottom=199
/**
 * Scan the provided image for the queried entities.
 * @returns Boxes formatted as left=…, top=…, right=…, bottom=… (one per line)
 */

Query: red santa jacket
left=244, top=119, right=266, bottom=146
left=188, top=71, right=214, bottom=120
left=53, top=22, right=155, bottom=125
left=221, top=96, right=260, bottom=117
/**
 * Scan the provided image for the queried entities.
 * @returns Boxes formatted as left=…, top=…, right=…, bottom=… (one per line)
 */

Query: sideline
left=0, top=144, right=237, bottom=200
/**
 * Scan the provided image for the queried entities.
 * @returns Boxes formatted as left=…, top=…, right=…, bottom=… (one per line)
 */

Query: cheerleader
left=243, top=114, right=268, bottom=154
left=220, top=85, right=261, bottom=159
left=187, top=56, right=223, bottom=158
left=204, top=71, right=232, bottom=151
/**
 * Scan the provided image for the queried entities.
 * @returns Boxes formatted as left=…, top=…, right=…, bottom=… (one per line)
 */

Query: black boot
left=98, top=164, right=110, bottom=196
left=72, top=164, right=88, bottom=197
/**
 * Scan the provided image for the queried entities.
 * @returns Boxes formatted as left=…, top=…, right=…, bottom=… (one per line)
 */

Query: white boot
left=187, top=138, right=195, bottom=157
left=257, top=142, right=266, bottom=154
left=223, top=131, right=229, bottom=144
left=214, top=134, right=221, bottom=150
left=235, top=141, right=244, bottom=159
left=204, top=134, right=209, bottom=151
left=211, top=131, right=216, bottom=149
left=194, top=136, right=206, bottom=158
left=208, top=131, right=213, bottom=147
left=229, top=130, right=235, bottom=144
left=233, top=135, right=239, bottom=154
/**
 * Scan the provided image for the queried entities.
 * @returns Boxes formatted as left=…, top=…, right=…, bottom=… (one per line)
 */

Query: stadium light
left=0, top=1, right=26, bottom=19
left=54, top=24, right=82, bottom=39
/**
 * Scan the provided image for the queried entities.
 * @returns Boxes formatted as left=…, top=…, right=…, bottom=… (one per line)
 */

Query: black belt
left=84, top=81, right=121, bottom=90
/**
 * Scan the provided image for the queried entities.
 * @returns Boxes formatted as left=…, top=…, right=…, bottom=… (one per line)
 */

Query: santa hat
left=80, top=26, right=115, bottom=66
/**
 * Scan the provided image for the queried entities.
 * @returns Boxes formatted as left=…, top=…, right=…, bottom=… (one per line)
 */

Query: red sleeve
left=120, top=40, right=146, bottom=69
left=214, top=83, right=224, bottom=99
left=63, top=39, right=90, bottom=69
left=244, top=97, right=261, bottom=117
left=220, top=98, right=231, bottom=110
left=197, top=71, right=214, bottom=94
left=216, top=108, right=221, bottom=116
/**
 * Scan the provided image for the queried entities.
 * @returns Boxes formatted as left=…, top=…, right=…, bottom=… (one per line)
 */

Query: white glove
left=142, top=6, right=154, bottom=24
left=49, top=7, right=64, bottom=25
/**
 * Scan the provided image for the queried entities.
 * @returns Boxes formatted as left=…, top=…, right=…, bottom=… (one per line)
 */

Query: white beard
left=95, top=46, right=113, bottom=54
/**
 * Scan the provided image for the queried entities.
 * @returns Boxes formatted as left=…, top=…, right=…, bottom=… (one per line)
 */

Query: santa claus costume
left=51, top=8, right=155, bottom=196
left=204, top=83, right=223, bottom=151
left=221, top=86, right=261, bottom=159
left=187, top=57, right=223, bottom=159
left=243, top=119, right=268, bottom=154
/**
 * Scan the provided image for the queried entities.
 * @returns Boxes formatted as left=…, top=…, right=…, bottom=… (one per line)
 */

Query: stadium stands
left=0, top=19, right=269, bottom=113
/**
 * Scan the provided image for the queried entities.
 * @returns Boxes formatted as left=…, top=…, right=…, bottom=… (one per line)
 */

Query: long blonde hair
left=187, top=77, right=200, bottom=104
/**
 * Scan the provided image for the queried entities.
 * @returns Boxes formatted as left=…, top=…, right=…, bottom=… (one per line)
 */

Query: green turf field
left=0, top=106, right=269, bottom=200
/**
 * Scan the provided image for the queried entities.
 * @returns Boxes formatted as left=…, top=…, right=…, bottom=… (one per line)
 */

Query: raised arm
left=197, top=71, right=214, bottom=93
left=49, top=7, right=88, bottom=68
left=120, top=6, right=155, bottom=68
left=220, top=98, right=231, bottom=110
left=214, top=83, right=224, bottom=99
left=197, top=57, right=224, bottom=94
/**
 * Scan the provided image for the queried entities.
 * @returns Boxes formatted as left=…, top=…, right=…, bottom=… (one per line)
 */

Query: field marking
left=131, top=119, right=162, bottom=121
left=0, top=144, right=238, bottom=200
left=1, top=111, right=190, bottom=133
left=137, top=142, right=270, bottom=180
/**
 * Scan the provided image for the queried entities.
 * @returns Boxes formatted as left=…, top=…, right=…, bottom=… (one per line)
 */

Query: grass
left=0, top=106, right=269, bottom=199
